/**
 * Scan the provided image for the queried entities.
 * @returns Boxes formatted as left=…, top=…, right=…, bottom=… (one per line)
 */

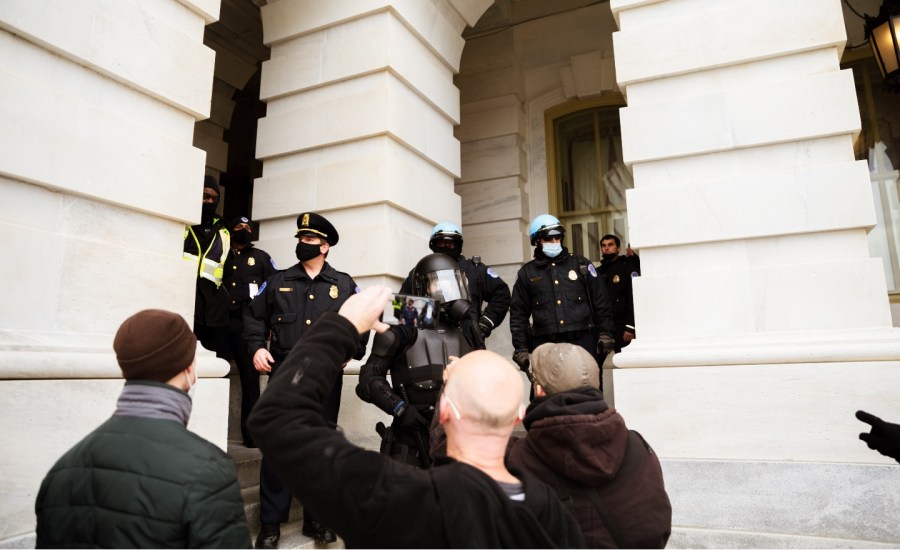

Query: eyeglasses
left=443, top=393, right=463, bottom=420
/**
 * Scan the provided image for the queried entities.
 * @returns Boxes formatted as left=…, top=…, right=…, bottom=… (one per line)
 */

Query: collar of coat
left=283, top=261, right=340, bottom=283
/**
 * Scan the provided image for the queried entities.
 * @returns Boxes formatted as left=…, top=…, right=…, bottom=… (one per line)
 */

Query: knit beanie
left=113, top=309, right=197, bottom=381
left=203, top=174, right=221, bottom=194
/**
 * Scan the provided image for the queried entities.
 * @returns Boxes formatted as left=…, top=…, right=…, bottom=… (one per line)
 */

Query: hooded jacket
left=508, top=387, right=671, bottom=548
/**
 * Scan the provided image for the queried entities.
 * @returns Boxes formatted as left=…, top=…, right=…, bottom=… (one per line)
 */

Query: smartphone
left=385, top=293, right=439, bottom=329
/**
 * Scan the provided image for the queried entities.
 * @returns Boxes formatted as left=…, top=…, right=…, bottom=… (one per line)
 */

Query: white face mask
left=542, top=243, right=563, bottom=258
left=184, top=369, right=197, bottom=399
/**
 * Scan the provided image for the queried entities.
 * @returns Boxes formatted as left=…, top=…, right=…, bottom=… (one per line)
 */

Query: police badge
left=329, top=284, right=339, bottom=299
left=247, top=257, right=256, bottom=266
left=568, top=270, right=578, bottom=281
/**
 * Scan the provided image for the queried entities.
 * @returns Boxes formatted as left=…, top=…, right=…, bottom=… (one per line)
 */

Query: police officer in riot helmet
left=357, top=253, right=483, bottom=469
left=400, top=222, right=510, bottom=342
left=509, top=214, right=616, bottom=384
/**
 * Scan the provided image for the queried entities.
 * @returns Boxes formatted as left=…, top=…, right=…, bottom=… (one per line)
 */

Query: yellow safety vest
left=183, top=222, right=230, bottom=287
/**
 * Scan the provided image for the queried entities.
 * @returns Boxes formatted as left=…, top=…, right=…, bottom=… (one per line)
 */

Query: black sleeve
left=356, top=328, right=410, bottom=415
left=260, top=250, right=277, bottom=281
left=588, top=263, right=615, bottom=336
left=509, top=269, right=531, bottom=351
left=247, top=314, right=440, bottom=547
left=478, top=264, right=511, bottom=328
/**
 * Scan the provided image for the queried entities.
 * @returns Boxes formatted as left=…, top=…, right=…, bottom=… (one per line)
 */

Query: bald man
left=248, top=286, right=583, bottom=548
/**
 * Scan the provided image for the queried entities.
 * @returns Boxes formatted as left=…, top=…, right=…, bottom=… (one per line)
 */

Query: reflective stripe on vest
left=183, top=223, right=230, bottom=286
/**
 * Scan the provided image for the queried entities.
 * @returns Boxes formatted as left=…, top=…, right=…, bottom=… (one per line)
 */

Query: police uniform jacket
left=599, top=255, right=640, bottom=339
left=509, top=248, right=614, bottom=352
left=248, top=313, right=584, bottom=549
left=224, top=245, right=276, bottom=313
left=243, top=262, right=367, bottom=361
left=399, top=256, right=511, bottom=329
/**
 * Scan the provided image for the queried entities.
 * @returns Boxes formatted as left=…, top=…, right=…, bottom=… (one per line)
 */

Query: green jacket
left=35, top=386, right=251, bottom=548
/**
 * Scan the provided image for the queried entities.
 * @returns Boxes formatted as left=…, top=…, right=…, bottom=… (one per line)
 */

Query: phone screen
left=385, top=293, right=439, bottom=329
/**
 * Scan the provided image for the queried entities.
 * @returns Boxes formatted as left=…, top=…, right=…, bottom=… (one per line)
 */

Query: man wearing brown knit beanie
left=35, top=309, right=251, bottom=549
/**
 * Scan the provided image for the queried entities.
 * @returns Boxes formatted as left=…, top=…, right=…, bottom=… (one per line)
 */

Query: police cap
left=295, top=212, right=339, bottom=246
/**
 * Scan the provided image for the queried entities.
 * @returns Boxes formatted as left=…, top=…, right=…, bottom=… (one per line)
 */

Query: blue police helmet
left=529, top=214, right=564, bottom=245
left=429, top=222, right=463, bottom=250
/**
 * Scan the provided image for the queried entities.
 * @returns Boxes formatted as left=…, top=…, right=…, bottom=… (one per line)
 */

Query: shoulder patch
left=486, top=267, right=499, bottom=279
left=587, top=263, right=598, bottom=278
left=631, top=271, right=640, bottom=278
left=355, top=286, right=361, bottom=293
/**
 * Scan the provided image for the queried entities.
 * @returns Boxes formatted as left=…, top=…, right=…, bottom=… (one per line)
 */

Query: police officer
left=399, top=222, right=510, bottom=342
left=244, top=212, right=367, bottom=548
left=599, top=234, right=640, bottom=353
left=183, top=175, right=231, bottom=358
left=357, top=253, right=481, bottom=469
left=223, top=216, right=276, bottom=448
left=509, top=214, right=615, bottom=378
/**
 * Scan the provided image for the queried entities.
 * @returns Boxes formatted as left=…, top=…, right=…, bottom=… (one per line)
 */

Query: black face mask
left=232, top=230, right=252, bottom=246
left=295, top=241, right=322, bottom=262
left=201, top=202, right=218, bottom=223
left=602, top=252, right=618, bottom=262
left=435, top=244, right=461, bottom=261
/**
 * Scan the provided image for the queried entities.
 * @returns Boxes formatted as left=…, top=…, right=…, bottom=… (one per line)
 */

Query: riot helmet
left=428, top=222, right=463, bottom=260
left=412, top=253, right=472, bottom=322
left=528, top=214, right=565, bottom=246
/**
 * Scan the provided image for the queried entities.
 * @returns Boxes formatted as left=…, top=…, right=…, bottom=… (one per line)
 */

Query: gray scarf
left=114, top=380, right=192, bottom=426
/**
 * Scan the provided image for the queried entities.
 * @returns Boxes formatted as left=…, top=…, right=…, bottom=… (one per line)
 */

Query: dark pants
left=227, top=309, right=259, bottom=446
left=259, top=362, right=343, bottom=526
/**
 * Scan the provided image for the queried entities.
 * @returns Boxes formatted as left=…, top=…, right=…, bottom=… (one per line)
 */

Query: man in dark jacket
left=508, top=342, right=672, bottom=548
left=244, top=212, right=368, bottom=547
left=599, top=234, right=640, bottom=352
left=248, top=286, right=584, bottom=548
left=35, top=309, right=251, bottom=549
left=510, top=214, right=615, bottom=376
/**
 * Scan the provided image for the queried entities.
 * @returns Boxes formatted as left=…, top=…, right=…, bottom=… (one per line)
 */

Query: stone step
left=228, top=440, right=263, bottom=489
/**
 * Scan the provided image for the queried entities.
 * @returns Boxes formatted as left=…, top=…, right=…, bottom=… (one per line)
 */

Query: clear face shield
left=423, top=269, right=471, bottom=303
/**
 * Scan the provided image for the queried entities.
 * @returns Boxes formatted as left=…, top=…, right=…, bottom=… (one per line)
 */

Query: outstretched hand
left=856, top=410, right=900, bottom=463
left=339, top=286, right=393, bottom=335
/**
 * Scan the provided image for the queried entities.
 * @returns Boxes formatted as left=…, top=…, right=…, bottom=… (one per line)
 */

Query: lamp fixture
left=864, top=0, right=900, bottom=92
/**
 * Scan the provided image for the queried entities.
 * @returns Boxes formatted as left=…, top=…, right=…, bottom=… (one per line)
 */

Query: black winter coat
left=243, top=261, right=367, bottom=360
left=509, top=249, right=614, bottom=351
left=248, top=313, right=584, bottom=548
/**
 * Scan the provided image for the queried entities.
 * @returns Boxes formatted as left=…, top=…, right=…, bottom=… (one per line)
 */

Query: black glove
left=512, top=349, right=530, bottom=371
left=857, top=410, right=900, bottom=463
left=478, top=315, right=494, bottom=339
left=394, top=403, right=428, bottom=431
left=597, top=333, right=616, bottom=358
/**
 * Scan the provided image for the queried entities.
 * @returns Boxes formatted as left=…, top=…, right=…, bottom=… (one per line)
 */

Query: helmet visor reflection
left=424, top=269, right=470, bottom=303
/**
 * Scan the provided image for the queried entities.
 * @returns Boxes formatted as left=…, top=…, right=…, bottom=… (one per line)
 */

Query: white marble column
left=611, top=0, right=900, bottom=545
left=253, top=0, right=493, bottom=283
left=0, top=0, right=225, bottom=544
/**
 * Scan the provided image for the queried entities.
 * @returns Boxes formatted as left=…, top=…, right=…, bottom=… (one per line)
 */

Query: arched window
left=546, top=97, right=630, bottom=262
